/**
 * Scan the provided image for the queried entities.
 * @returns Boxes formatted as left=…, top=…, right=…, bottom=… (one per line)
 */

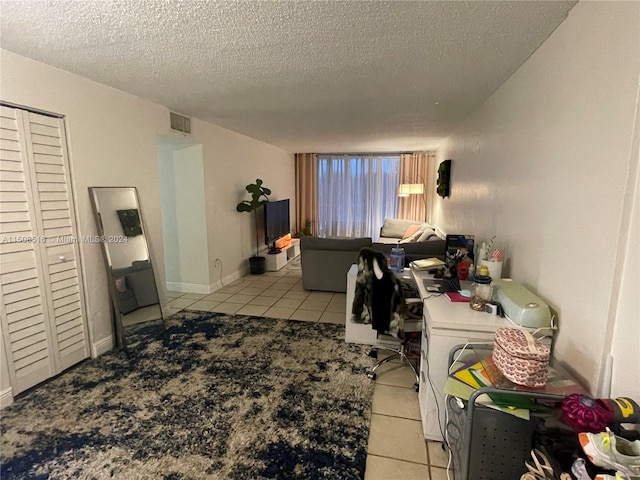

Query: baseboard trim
left=166, top=268, right=249, bottom=297
left=0, top=387, right=14, bottom=409
left=166, top=281, right=212, bottom=294
left=209, top=268, right=246, bottom=293
left=91, top=336, right=114, bottom=358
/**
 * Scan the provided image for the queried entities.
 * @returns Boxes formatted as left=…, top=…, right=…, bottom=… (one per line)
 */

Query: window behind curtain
left=317, top=154, right=400, bottom=239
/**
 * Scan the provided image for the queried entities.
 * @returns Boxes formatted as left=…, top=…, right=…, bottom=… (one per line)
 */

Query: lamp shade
left=397, top=183, right=424, bottom=197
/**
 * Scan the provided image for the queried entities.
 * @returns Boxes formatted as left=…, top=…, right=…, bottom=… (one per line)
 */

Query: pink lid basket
left=492, top=327, right=550, bottom=387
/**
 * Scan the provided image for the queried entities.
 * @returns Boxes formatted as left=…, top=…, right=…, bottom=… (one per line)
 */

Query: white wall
left=196, top=120, right=295, bottom=288
left=158, top=141, right=211, bottom=291
left=607, top=104, right=639, bottom=399
left=430, top=1, right=640, bottom=393
left=158, top=143, right=180, bottom=284
left=0, top=49, right=294, bottom=353
left=173, top=145, right=210, bottom=288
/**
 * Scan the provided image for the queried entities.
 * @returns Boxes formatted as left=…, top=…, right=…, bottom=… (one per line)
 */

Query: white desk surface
left=410, top=266, right=512, bottom=333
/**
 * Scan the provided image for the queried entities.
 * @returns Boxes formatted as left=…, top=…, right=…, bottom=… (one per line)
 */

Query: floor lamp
left=397, top=182, right=426, bottom=220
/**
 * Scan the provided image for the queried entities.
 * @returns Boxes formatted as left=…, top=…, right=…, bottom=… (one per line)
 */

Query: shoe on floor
left=594, top=472, right=636, bottom=480
left=525, top=448, right=557, bottom=479
left=579, top=428, right=640, bottom=477
left=572, top=458, right=593, bottom=480
left=521, top=473, right=542, bottom=480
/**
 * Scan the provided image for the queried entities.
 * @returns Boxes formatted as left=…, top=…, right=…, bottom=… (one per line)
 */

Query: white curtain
left=317, top=154, right=400, bottom=239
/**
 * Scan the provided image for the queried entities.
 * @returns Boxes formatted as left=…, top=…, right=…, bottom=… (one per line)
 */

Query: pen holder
left=480, top=260, right=503, bottom=280
left=456, top=262, right=469, bottom=281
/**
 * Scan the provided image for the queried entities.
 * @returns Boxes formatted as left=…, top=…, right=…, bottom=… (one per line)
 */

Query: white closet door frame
left=0, top=106, right=58, bottom=394
left=1, top=105, right=90, bottom=397
left=20, top=111, right=90, bottom=371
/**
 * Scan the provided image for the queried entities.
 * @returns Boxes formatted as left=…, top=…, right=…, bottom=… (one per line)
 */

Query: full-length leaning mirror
left=89, top=187, right=164, bottom=351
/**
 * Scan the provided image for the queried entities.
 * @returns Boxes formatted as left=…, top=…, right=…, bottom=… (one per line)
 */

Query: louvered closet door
left=0, top=106, right=57, bottom=394
left=0, top=106, right=89, bottom=395
left=21, top=111, right=89, bottom=372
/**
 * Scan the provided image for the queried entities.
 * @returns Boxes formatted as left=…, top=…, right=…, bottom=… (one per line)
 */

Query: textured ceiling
left=0, top=0, right=577, bottom=153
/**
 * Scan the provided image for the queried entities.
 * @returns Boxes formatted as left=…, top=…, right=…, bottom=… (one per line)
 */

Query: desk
left=411, top=267, right=553, bottom=441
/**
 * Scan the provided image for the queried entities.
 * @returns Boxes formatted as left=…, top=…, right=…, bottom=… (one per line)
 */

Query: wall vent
left=170, top=112, right=191, bottom=134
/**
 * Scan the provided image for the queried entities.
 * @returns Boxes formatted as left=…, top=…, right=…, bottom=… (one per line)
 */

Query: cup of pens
left=480, top=247, right=503, bottom=279
left=456, top=262, right=469, bottom=281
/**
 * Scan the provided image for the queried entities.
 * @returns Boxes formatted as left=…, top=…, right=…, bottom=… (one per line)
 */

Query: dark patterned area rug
left=0, top=312, right=375, bottom=479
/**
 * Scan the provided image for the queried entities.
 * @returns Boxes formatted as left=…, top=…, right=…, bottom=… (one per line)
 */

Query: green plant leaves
left=236, top=179, right=272, bottom=258
left=236, top=179, right=271, bottom=213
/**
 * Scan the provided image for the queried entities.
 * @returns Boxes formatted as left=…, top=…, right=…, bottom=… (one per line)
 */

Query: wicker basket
left=492, top=328, right=550, bottom=387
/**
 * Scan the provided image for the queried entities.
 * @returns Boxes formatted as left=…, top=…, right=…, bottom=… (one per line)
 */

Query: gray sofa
left=300, top=237, right=372, bottom=292
left=111, top=260, right=159, bottom=314
left=300, top=224, right=446, bottom=292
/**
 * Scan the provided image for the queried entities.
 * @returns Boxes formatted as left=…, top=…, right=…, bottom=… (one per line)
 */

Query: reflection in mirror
left=89, top=187, right=164, bottom=351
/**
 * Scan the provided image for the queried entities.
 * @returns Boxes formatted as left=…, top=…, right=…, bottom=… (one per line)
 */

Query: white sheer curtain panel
left=317, top=154, right=400, bottom=239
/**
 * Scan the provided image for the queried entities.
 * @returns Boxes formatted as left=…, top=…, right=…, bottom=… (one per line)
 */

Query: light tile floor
left=165, top=263, right=448, bottom=479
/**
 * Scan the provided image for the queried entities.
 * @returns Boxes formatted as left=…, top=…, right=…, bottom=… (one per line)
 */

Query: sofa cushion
left=376, top=237, right=401, bottom=245
left=126, top=268, right=159, bottom=307
left=380, top=218, right=421, bottom=239
left=380, top=218, right=435, bottom=239
left=300, top=236, right=371, bottom=252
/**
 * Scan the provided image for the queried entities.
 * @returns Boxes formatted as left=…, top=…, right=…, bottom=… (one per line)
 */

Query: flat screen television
left=264, top=199, right=290, bottom=251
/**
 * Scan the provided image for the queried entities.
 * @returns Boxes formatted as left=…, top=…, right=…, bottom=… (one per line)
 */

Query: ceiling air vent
left=170, top=112, right=191, bottom=134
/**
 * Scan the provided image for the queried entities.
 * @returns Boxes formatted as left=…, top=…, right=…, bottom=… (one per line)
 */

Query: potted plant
left=236, top=179, right=271, bottom=274
left=292, top=219, right=313, bottom=238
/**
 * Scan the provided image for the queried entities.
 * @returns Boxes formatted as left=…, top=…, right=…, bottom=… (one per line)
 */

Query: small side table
left=445, top=344, right=586, bottom=480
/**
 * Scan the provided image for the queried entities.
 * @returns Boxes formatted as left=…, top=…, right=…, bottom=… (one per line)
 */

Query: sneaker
left=594, top=473, right=634, bottom=480
left=579, top=429, right=640, bottom=477
left=521, top=474, right=542, bottom=480
left=525, top=448, right=555, bottom=479
left=572, top=458, right=593, bottom=480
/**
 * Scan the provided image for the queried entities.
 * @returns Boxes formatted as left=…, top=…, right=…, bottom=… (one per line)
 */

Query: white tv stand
left=265, top=238, right=300, bottom=271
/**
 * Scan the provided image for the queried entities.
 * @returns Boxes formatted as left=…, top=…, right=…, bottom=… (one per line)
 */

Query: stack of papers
left=410, top=258, right=445, bottom=270
left=444, top=357, right=548, bottom=419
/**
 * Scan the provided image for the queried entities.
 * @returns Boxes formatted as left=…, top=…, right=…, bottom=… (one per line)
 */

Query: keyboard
left=423, top=276, right=460, bottom=293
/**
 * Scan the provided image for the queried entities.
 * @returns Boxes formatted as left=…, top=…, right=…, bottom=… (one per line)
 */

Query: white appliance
left=492, top=278, right=552, bottom=328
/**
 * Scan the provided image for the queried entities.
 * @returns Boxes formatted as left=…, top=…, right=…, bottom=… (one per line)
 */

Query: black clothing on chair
left=351, top=247, right=405, bottom=339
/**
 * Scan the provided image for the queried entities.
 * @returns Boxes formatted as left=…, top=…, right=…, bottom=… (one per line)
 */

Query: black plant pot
left=249, top=256, right=266, bottom=275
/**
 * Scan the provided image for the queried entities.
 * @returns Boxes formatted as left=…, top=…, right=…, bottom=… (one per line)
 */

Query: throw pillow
left=402, top=224, right=421, bottom=239
left=113, top=276, right=127, bottom=293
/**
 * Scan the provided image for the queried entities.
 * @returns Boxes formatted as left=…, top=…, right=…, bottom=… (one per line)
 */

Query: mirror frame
left=88, top=186, right=164, bottom=352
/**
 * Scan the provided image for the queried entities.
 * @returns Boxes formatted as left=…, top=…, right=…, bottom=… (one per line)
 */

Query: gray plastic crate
left=445, top=344, right=565, bottom=480
left=446, top=395, right=535, bottom=479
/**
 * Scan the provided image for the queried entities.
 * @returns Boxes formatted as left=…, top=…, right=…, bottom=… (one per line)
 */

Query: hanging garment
left=351, top=247, right=405, bottom=339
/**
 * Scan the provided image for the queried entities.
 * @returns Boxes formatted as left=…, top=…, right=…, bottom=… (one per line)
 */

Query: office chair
left=351, top=247, right=422, bottom=391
